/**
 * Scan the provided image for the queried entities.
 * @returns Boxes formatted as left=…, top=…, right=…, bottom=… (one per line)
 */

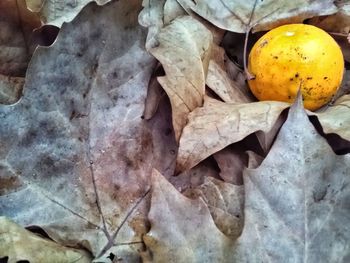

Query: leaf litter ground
left=1, top=0, right=350, bottom=262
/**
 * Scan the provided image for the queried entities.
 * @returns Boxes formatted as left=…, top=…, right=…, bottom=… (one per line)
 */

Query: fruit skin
left=248, top=24, right=344, bottom=111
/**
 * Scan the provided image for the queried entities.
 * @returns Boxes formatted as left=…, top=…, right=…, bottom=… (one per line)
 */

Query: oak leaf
left=149, top=16, right=213, bottom=141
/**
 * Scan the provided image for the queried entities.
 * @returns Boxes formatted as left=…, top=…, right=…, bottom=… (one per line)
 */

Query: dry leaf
left=246, top=150, right=264, bottom=169
left=235, top=96, right=350, bottom=262
left=0, top=1, right=176, bottom=260
left=142, top=63, right=165, bottom=120
left=26, top=0, right=43, bottom=12
left=206, top=44, right=253, bottom=103
left=315, top=94, right=350, bottom=141
left=213, top=145, right=247, bottom=185
left=309, top=2, right=350, bottom=34
left=334, top=34, right=350, bottom=62
left=149, top=16, right=213, bottom=141
left=0, top=76, right=24, bottom=105
left=255, top=109, right=287, bottom=153
left=26, top=0, right=111, bottom=27
left=0, top=0, right=41, bottom=104
left=176, top=97, right=289, bottom=172
left=183, top=176, right=244, bottom=239
left=139, top=0, right=187, bottom=50
left=169, top=158, right=220, bottom=192
left=144, top=96, right=350, bottom=263
left=0, top=217, right=91, bottom=263
left=143, top=169, right=233, bottom=263
left=308, top=2, right=350, bottom=63
left=176, top=0, right=337, bottom=33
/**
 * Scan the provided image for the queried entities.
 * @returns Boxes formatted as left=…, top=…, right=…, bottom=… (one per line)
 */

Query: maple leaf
left=0, top=1, right=177, bottom=260
left=144, top=96, right=350, bottom=263
left=235, top=95, right=350, bottom=262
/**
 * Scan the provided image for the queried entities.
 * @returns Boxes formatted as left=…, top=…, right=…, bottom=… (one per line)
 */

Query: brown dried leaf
left=26, top=0, right=43, bottom=12
left=246, top=150, right=264, bottom=169
left=149, top=16, right=213, bottom=141
left=0, top=1, right=177, bottom=260
left=169, top=158, right=221, bottom=192
left=206, top=44, right=253, bottom=103
left=213, top=145, right=247, bottom=185
left=0, top=0, right=41, bottom=104
left=0, top=76, right=24, bottom=105
left=309, top=2, right=350, bottom=34
left=142, top=64, right=165, bottom=120
left=176, top=0, right=337, bottom=33
left=144, top=96, right=350, bottom=263
left=0, top=217, right=91, bottom=263
left=176, top=97, right=289, bottom=172
left=335, top=34, right=350, bottom=62
left=315, top=94, right=350, bottom=141
left=143, top=169, right=233, bottom=263
left=139, top=0, right=187, bottom=50
left=255, top=109, right=287, bottom=154
left=183, top=177, right=244, bottom=239
left=25, top=0, right=111, bottom=27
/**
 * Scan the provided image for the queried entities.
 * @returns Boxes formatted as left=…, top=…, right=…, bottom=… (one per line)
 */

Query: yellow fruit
left=248, top=24, right=344, bottom=111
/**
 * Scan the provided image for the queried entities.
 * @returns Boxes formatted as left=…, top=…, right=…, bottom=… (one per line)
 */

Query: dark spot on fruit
left=324, top=76, right=328, bottom=80
left=290, top=78, right=294, bottom=81
left=273, top=56, right=278, bottom=59
left=288, top=95, right=291, bottom=99
left=307, top=77, right=312, bottom=80
left=260, top=39, right=268, bottom=48
left=295, top=73, right=299, bottom=78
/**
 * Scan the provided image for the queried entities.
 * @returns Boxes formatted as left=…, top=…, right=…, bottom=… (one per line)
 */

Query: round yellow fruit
left=248, top=24, right=344, bottom=111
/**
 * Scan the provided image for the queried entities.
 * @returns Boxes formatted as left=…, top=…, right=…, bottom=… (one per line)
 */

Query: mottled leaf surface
left=0, top=1, right=176, bottom=260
